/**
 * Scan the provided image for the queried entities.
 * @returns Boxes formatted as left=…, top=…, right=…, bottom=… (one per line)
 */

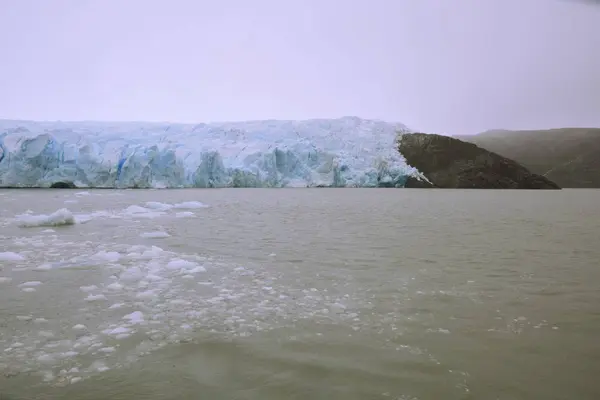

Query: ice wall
left=0, top=117, right=423, bottom=188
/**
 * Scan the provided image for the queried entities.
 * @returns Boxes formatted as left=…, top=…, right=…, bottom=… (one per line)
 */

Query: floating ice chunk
left=35, top=263, right=53, bottom=271
left=90, top=360, right=110, bottom=372
left=175, top=211, right=195, bottom=218
left=98, top=347, right=116, bottom=353
left=140, top=246, right=164, bottom=259
left=18, top=281, right=43, bottom=288
left=123, top=205, right=152, bottom=214
left=145, top=201, right=172, bottom=211
left=136, top=290, right=155, bottom=300
left=75, top=191, right=90, bottom=196
left=41, top=229, right=56, bottom=233
left=123, top=311, right=145, bottom=324
left=120, top=266, right=144, bottom=283
left=22, top=287, right=36, bottom=293
left=37, top=354, right=55, bottom=364
left=0, top=251, right=25, bottom=261
left=113, top=334, right=129, bottom=340
left=85, top=294, right=107, bottom=302
left=172, top=201, right=208, bottom=209
left=106, top=282, right=124, bottom=291
left=79, top=285, right=98, bottom=292
left=166, top=259, right=196, bottom=270
left=16, top=208, right=76, bottom=228
left=72, top=324, right=87, bottom=331
left=92, top=251, right=121, bottom=263
left=140, top=231, right=171, bottom=239
left=107, top=327, right=130, bottom=336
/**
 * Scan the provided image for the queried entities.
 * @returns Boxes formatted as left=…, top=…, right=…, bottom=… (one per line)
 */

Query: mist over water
left=1, top=188, right=599, bottom=399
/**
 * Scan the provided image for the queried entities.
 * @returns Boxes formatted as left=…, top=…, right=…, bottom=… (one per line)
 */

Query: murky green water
left=1, top=188, right=599, bottom=399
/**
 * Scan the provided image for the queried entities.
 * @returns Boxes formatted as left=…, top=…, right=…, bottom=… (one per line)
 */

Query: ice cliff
left=0, top=117, right=423, bottom=188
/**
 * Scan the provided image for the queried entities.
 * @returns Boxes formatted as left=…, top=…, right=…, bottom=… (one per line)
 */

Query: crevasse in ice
left=0, top=117, right=422, bottom=188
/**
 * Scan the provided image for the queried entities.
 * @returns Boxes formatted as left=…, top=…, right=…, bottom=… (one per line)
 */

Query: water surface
left=1, top=188, right=599, bottom=399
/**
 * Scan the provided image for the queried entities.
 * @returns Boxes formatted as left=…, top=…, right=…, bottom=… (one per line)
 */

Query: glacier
left=0, top=117, right=424, bottom=188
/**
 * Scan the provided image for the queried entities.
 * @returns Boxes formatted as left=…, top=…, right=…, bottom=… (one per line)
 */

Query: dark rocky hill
left=398, top=133, right=561, bottom=189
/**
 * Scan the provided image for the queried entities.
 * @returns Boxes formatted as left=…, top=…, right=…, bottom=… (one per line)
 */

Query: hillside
left=398, top=133, right=560, bottom=189
left=456, top=128, right=600, bottom=188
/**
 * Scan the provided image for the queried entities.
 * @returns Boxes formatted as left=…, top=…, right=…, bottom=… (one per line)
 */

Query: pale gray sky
left=0, top=0, right=598, bottom=135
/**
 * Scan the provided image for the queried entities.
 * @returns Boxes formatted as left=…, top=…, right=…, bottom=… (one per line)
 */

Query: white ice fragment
left=37, top=354, right=55, bottom=364
left=145, top=201, right=172, bottom=211
left=16, top=208, right=76, bottom=228
left=72, top=324, right=87, bottom=331
left=140, top=231, right=170, bottom=239
left=166, top=258, right=197, bottom=270
left=35, top=263, right=53, bottom=271
left=123, top=311, right=145, bottom=324
left=106, top=282, right=124, bottom=291
left=90, top=360, right=110, bottom=372
left=98, top=347, right=116, bottom=353
left=108, top=327, right=130, bottom=335
left=115, top=333, right=131, bottom=340
left=85, top=294, right=107, bottom=302
left=136, top=290, right=155, bottom=300
left=123, top=205, right=151, bottom=214
left=120, top=266, right=144, bottom=283
left=92, top=251, right=121, bottom=263
left=79, top=285, right=98, bottom=292
left=0, top=251, right=25, bottom=261
left=172, top=201, right=208, bottom=209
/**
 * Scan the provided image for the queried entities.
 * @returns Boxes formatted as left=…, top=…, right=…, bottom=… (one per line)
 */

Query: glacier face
left=0, top=117, right=422, bottom=188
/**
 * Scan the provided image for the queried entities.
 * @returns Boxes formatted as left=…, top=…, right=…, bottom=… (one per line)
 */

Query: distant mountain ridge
left=456, top=128, right=600, bottom=188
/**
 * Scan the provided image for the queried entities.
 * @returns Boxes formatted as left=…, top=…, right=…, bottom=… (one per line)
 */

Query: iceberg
left=0, top=117, right=423, bottom=188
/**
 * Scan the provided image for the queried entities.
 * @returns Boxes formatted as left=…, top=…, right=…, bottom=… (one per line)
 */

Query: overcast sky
left=0, top=0, right=598, bottom=135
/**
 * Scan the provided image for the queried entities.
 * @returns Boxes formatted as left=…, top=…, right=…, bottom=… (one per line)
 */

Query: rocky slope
left=398, top=133, right=561, bottom=189
left=456, top=128, right=600, bottom=188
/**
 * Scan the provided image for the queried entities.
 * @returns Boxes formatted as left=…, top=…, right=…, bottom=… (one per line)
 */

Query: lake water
left=1, top=188, right=599, bottom=400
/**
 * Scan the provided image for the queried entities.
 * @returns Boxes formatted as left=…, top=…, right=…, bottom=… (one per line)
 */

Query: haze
left=0, top=0, right=598, bottom=135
